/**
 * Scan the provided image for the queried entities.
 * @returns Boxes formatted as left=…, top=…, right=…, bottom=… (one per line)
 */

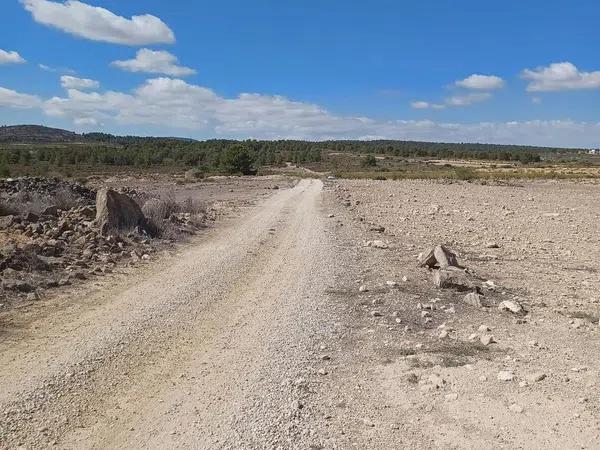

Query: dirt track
left=1, top=178, right=599, bottom=449
left=1, top=179, right=341, bottom=448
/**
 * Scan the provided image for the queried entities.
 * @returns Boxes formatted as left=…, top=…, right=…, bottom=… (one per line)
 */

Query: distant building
left=588, top=149, right=600, bottom=155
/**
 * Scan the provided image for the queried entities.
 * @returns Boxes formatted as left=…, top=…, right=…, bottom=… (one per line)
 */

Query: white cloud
left=60, top=75, right=99, bottom=90
left=37, top=77, right=600, bottom=147
left=21, top=0, right=175, bottom=46
left=522, top=62, right=600, bottom=92
left=445, top=92, right=492, bottom=106
left=455, top=74, right=505, bottom=90
left=411, top=101, right=430, bottom=109
left=0, top=86, right=41, bottom=109
left=111, top=49, right=196, bottom=77
left=0, top=49, right=26, bottom=65
left=39, top=63, right=76, bottom=74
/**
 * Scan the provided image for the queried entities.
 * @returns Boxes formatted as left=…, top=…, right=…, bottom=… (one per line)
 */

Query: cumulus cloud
left=455, top=74, right=505, bottom=90
left=37, top=77, right=600, bottom=147
left=0, top=86, right=41, bottom=109
left=0, top=49, right=26, bottom=65
left=111, top=49, right=196, bottom=77
left=60, top=75, right=99, bottom=90
left=21, top=0, right=175, bottom=45
left=522, top=62, right=600, bottom=91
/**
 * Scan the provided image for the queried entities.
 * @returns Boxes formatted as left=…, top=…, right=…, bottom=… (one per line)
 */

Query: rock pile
left=0, top=177, right=207, bottom=307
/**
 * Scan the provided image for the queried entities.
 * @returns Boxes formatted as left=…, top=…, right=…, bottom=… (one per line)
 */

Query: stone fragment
left=498, top=300, right=524, bottom=314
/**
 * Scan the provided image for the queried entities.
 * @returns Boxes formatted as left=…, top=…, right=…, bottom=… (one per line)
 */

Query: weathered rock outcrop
left=95, top=188, right=147, bottom=235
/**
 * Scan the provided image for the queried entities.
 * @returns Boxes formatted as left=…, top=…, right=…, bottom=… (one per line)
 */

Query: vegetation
left=0, top=125, right=597, bottom=180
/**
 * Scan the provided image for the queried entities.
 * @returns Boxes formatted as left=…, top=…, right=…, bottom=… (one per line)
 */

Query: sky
left=0, top=0, right=599, bottom=147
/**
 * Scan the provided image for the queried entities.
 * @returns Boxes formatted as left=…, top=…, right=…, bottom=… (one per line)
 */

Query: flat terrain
left=1, top=177, right=599, bottom=449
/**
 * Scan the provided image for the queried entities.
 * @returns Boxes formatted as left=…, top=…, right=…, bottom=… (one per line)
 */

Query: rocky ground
left=0, top=175, right=291, bottom=309
left=0, top=176, right=598, bottom=449
left=308, top=178, right=600, bottom=448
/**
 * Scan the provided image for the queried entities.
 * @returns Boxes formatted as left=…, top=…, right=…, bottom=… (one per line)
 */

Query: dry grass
left=141, top=195, right=208, bottom=239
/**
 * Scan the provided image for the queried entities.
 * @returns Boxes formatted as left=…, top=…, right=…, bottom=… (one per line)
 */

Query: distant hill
left=0, top=125, right=86, bottom=144
left=0, top=125, right=197, bottom=145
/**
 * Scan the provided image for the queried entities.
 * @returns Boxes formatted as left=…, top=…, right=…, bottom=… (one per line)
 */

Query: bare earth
left=1, top=178, right=599, bottom=449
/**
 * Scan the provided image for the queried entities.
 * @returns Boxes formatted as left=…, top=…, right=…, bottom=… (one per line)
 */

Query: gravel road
left=0, top=179, right=348, bottom=449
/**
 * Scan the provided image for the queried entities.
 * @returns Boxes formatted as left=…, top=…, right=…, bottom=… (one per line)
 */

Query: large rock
left=419, top=244, right=460, bottom=269
left=95, top=188, right=147, bottom=235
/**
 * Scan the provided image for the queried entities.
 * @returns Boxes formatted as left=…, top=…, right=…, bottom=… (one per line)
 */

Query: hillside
left=0, top=125, right=87, bottom=144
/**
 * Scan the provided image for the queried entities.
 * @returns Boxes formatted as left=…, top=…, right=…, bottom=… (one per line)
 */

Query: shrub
left=362, top=155, right=377, bottom=167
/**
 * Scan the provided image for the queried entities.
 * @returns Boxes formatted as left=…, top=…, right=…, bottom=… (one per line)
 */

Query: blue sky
left=1, top=0, right=599, bottom=147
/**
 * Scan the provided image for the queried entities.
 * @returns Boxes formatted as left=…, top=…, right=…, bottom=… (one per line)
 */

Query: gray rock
left=95, top=188, right=148, bottom=235
left=463, top=292, right=486, bottom=307
left=419, top=244, right=460, bottom=269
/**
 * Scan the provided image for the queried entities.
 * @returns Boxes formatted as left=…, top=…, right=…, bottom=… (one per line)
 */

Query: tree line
left=1, top=136, right=584, bottom=177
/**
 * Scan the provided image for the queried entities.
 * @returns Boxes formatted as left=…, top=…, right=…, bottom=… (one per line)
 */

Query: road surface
left=0, top=179, right=346, bottom=449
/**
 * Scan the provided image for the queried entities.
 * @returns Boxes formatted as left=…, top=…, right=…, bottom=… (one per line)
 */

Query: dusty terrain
left=0, top=177, right=599, bottom=449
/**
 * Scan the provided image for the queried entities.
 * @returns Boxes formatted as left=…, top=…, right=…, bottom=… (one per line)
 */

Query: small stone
left=498, top=300, right=524, bottom=314
left=497, top=370, right=514, bottom=381
left=362, top=418, right=375, bottom=427
left=479, top=375, right=488, bottom=382
left=428, top=374, right=446, bottom=388
left=366, top=240, right=389, bottom=249
left=526, top=372, right=547, bottom=383
left=439, top=330, right=449, bottom=339
left=317, top=368, right=328, bottom=375
left=327, top=214, right=335, bottom=218
left=371, top=311, right=382, bottom=317
left=509, top=404, right=524, bottom=413
left=485, top=242, right=500, bottom=248
left=463, top=292, right=485, bottom=307
left=386, top=280, right=399, bottom=288
left=445, top=393, right=458, bottom=401
left=480, top=335, right=496, bottom=346
left=572, top=319, right=584, bottom=329
left=478, top=325, right=491, bottom=332
left=291, top=399, right=304, bottom=410
left=359, top=285, right=368, bottom=292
